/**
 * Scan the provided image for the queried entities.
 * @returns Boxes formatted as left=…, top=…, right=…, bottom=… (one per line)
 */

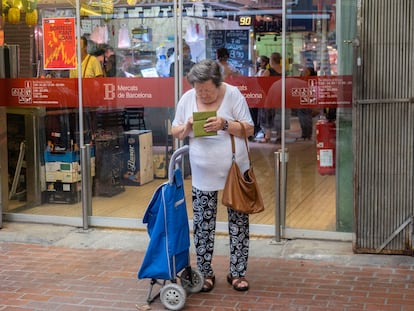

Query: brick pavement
left=1, top=242, right=414, bottom=311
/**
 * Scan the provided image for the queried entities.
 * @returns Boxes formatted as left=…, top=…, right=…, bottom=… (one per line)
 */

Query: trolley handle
left=168, top=145, right=189, bottom=184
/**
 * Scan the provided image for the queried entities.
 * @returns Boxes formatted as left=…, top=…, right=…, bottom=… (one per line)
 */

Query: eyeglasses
left=194, top=83, right=218, bottom=96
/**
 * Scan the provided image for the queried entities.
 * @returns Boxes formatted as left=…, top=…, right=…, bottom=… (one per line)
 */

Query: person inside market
left=297, top=66, right=317, bottom=140
left=169, top=41, right=195, bottom=77
left=171, top=59, right=254, bottom=292
left=256, top=52, right=282, bottom=143
left=216, top=47, right=240, bottom=79
left=92, top=48, right=106, bottom=76
left=102, top=45, right=117, bottom=77
left=256, top=55, right=270, bottom=76
left=92, top=45, right=117, bottom=77
left=69, top=36, right=104, bottom=78
left=252, top=55, right=270, bottom=140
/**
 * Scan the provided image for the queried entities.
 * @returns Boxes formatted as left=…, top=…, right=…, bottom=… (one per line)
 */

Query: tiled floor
left=1, top=241, right=414, bottom=311
left=6, top=117, right=336, bottom=232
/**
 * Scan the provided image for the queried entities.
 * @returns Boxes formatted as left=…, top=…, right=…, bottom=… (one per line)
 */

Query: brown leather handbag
left=222, top=122, right=264, bottom=214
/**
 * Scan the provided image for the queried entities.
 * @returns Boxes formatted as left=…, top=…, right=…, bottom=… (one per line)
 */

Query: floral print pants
left=192, top=187, right=249, bottom=278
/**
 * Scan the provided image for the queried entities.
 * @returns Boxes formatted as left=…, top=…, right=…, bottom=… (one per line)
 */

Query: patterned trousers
left=192, top=187, right=249, bottom=278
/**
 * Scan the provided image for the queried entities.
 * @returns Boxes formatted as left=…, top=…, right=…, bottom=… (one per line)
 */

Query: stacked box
left=43, top=150, right=95, bottom=204
left=123, top=130, right=153, bottom=186
left=45, top=161, right=81, bottom=183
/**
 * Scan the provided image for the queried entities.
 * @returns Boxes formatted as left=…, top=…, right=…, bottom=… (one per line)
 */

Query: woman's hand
left=171, top=116, right=193, bottom=140
left=204, top=116, right=226, bottom=132
left=185, top=116, right=194, bottom=132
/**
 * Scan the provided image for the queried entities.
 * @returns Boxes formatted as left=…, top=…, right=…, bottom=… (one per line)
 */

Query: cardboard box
left=61, top=172, right=81, bottom=183
left=45, top=161, right=79, bottom=172
left=153, top=153, right=168, bottom=179
left=46, top=171, right=81, bottom=183
left=45, top=158, right=95, bottom=181
left=123, top=130, right=154, bottom=186
left=79, top=157, right=96, bottom=177
left=45, top=171, right=64, bottom=182
left=45, top=162, right=61, bottom=172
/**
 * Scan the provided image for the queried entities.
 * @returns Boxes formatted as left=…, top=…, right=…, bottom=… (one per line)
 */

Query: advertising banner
left=0, top=76, right=352, bottom=109
left=43, top=17, right=77, bottom=70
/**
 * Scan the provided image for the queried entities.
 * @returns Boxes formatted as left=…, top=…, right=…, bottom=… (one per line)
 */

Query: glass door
left=1, top=0, right=357, bottom=236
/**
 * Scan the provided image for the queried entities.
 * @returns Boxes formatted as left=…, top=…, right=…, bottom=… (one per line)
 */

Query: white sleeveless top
left=172, top=83, right=253, bottom=191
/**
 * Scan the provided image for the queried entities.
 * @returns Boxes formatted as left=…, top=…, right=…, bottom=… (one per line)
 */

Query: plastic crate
left=45, top=191, right=81, bottom=204
left=44, top=151, right=80, bottom=163
left=45, top=181, right=81, bottom=204
left=44, top=147, right=95, bottom=163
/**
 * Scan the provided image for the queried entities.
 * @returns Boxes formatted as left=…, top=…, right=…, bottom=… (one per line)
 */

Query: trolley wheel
left=160, top=283, right=187, bottom=311
left=180, top=268, right=204, bottom=293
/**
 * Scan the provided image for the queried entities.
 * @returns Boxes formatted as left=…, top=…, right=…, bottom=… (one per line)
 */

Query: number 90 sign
left=238, top=16, right=252, bottom=26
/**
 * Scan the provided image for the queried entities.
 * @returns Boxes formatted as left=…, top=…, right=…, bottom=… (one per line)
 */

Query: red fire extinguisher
left=316, top=116, right=336, bottom=175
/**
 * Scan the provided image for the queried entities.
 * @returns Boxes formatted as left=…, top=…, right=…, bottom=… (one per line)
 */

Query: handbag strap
left=230, top=121, right=251, bottom=164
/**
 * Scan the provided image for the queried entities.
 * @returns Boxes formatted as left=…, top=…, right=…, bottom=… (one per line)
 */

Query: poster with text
left=43, top=17, right=76, bottom=70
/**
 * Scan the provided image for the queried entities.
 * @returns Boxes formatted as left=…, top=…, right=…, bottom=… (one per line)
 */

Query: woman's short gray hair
left=187, top=59, right=223, bottom=87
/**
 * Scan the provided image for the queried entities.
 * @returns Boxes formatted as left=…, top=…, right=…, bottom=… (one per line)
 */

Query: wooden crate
left=123, top=130, right=154, bottom=186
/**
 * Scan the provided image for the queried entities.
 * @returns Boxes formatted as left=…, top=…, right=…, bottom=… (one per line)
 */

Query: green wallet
left=193, top=111, right=217, bottom=137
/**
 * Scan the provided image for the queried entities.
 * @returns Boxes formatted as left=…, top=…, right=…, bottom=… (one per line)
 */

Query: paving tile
left=1, top=242, right=414, bottom=311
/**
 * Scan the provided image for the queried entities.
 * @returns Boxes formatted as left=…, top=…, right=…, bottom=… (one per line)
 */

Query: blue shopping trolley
left=138, top=145, right=203, bottom=310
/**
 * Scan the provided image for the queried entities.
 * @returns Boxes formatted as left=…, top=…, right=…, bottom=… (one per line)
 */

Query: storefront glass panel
left=1, top=0, right=355, bottom=235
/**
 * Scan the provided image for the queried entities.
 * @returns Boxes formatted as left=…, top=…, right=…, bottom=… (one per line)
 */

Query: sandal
left=201, top=275, right=215, bottom=292
left=227, top=273, right=249, bottom=292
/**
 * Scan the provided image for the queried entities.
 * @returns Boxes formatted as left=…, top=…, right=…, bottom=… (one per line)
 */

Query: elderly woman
left=171, top=59, right=254, bottom=292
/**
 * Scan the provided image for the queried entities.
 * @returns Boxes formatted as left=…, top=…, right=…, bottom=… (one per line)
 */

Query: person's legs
left=192, top=187, right=218, bottom=290
left=249, top=108, right=260, bottom=137
left=298, top=109, right=313, bottom=139
left=257, top=108, right=274, bottom=142
left=272, top=109, right=282, bottom=142
left=297, top=108, right=306, bottom=138
left=303, top=112, right=313, bottom=139
left=227, top=208, right=249, bottom=291
left=297, top=108, right=313, bottom=139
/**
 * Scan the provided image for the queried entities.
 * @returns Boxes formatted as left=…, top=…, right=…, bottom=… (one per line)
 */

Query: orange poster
left=43, top=17, right=76, bottom=70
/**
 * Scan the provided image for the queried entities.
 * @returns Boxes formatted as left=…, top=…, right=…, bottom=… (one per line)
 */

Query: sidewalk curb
left=1, top=221, right=412, bottom=268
